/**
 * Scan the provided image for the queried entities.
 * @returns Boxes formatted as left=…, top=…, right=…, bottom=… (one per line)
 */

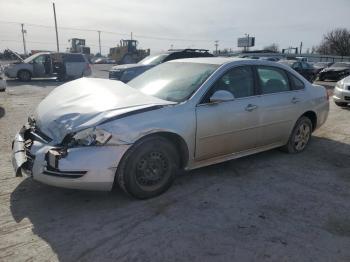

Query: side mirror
left=209, top=90, right=234, bottom=103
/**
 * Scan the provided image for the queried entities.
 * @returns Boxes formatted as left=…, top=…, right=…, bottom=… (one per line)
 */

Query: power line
left=0, top=20, right=234, bottom=44
left=0, top=39, right=128, bottom=48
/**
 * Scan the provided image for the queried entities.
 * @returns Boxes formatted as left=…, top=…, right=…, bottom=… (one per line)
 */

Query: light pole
left=98, top=30, right=101, bottom=55
left=21, top=23, right=27, bottom=55
left=52, top=2, right=60, bottom=52
left=245, top=33, right=250, bottom=52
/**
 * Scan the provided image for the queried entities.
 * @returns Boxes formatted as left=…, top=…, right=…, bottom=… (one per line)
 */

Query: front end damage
left=12, top=121, right=130, bottom=191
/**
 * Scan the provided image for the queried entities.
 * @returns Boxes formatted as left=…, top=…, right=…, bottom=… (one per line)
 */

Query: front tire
left=17, top=70, right=31, bottom=82
left=281, top=116, right=312, bottom=153
left=117, top=136, right=179, bottom=199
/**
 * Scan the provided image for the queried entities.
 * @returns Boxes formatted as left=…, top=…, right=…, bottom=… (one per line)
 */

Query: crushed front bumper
left=12, top=127, right=35, bottom=177
left=12, top=124, right=131, bottom=191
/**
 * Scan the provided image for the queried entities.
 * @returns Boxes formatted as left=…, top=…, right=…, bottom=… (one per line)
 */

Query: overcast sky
left=0, top=0, right=349, bottom=55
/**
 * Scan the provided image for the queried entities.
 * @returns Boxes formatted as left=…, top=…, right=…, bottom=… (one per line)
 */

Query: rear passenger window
left=289, top=74, right=305, bottom=90
left=257, top=67, right=290, bottom=94
left=64, top=54, right=85, bottom=62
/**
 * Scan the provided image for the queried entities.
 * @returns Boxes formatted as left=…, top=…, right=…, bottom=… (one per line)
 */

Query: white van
left=4, top=51, right=91, bottom=81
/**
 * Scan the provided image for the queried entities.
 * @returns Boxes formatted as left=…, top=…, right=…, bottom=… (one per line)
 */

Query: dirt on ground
left=0, top=74, right=350, bottom=262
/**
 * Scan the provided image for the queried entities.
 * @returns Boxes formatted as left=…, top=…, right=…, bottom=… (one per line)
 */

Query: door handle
left=291, top=97, right=300, bottom=104
left=245, top=104, right=258, bottom=112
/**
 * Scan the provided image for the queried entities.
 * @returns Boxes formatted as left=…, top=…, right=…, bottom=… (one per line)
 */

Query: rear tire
left=281, top=116, right=312, bottom=154
left=335, top=102, right=348, bottom=107
left=17, top=70, right=31, bottom=82
left=117, top=136, right=179, bottom=199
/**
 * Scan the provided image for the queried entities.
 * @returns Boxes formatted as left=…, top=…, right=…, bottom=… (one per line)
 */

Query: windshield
left=128, top=62, right=219, bottom=102
left=331, top=62, right=350, bottom=68
left=23, top=53, right=42, bottom=63
left=138, top=54, right=168, bottom=65
left=314, top=62, right=327, bottom=67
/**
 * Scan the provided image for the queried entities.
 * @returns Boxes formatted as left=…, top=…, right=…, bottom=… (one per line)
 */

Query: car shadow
left=9, top=136, right=350, bottom=261
left=0, top=106, right=5, bottom=119
left=6, top=78, right=65, bottom=88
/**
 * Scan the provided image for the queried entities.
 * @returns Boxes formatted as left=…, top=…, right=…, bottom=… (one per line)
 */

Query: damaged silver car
left=12, top=58, right=329, bottom=199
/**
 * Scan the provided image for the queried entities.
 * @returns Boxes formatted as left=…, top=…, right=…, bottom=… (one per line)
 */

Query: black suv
left=109, top=49, right=214, bottom=82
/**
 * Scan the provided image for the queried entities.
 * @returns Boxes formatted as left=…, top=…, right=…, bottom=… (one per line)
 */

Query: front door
left=195, top=66, right=260, bottom=160
left=32, top=55, right=47, bottom=77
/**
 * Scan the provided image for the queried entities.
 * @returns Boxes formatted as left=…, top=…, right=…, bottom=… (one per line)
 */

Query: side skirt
left=186, top=142, right=284, bottom=170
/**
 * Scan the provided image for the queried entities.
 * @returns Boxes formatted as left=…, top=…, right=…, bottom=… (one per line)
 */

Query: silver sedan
left=12, top=58, right=329, bottom=199
left=333, top=75, right=350, bottom=107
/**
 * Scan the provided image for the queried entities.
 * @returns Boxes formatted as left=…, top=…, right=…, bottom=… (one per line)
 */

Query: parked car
left=318, top=62, right=350, bottom=81
left=279, top=60, right=317, bottom=82
left=295, top=57, right=308, bottom=62
left=259, top=57, right=280, bottom=62
left=12, top=58, right=329, bottom=199
left=93, top=57, right=116, bottom=64
left=0, top=65, right=6, bottom=91
left=313, top=62, right=333, bottom=73
left=109, top=49, right=214, bottom=82
left=4, top=51, right=91, bottom=81
left=333, top=75, right=350, bottom=107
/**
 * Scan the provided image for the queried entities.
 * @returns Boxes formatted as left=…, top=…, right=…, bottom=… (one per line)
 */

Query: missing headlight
left=68, top=128, right=112, bottom=147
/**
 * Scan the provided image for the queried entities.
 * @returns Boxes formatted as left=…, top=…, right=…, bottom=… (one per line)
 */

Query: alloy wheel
left=294, top=123, right=311, bottom=151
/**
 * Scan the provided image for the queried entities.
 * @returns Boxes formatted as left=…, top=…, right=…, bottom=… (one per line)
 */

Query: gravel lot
left=0, top=65, right=350, bottom=262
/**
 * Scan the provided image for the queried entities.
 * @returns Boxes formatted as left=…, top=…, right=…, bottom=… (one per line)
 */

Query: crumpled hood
left=35, top=78, right=174, bottom=143
left=322, top=67, right=349, bottom=72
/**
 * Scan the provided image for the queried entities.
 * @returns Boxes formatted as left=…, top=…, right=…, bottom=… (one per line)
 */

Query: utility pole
left=52, top=2, right=60, bottom=52
left=98, top=30, right=101, bottom=55
left=21, top=23, right=27, bottom=55
left=214, top=40, right=219, bottom=55
left=246, top=34, right=250, bottom=52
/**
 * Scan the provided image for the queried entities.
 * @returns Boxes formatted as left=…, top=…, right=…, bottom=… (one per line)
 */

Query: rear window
left=257, top=66, right=290, bottom=94
left=64, top=54, right=86, bottom=62
left=289, top=73, right=305, bottom=90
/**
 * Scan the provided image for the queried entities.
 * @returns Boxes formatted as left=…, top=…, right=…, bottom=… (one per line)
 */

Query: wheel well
left=17, top=69, right=31, bottom=77
left=140, top=132, right=189, bottom=169
left=302, top=111, right=317, bottom=131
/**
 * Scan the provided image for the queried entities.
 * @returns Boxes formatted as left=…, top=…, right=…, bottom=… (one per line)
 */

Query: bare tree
left=263, top=43, right=279, bottom=52
left=316, top=28, right=350, bottom=56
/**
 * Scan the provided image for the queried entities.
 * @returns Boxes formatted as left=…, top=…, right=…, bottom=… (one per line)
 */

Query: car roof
left=168, top=57, right=300, bottom=73
left=169, top=57, right=252, bottom=65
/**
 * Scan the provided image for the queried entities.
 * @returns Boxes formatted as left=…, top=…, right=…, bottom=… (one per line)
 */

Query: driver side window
left=33, top=55, right=46, bottom=64
left=210, top=66, right=255, bottom=99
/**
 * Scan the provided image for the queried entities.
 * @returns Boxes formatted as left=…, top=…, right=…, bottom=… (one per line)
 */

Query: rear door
left=254, top=66, right=306, bottom=147
left=195, top=66, right=260, bottom=160
left=64, top=54, right=85, bottom=77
